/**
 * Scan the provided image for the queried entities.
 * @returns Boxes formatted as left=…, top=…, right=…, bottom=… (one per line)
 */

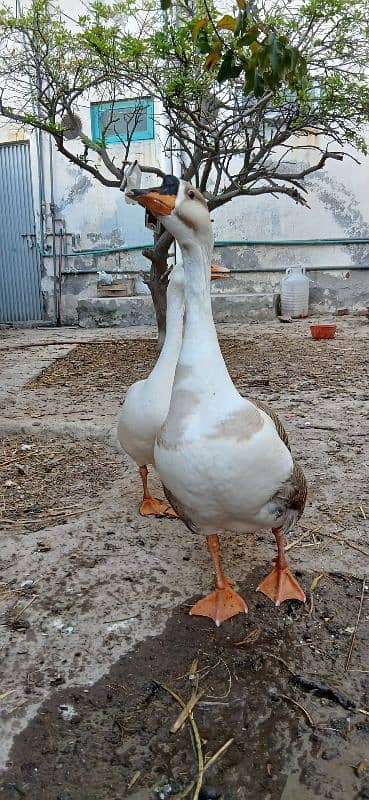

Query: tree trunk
left=142, top=228, right=173, bottom=351
left=148, top=259, right=169, bottom=351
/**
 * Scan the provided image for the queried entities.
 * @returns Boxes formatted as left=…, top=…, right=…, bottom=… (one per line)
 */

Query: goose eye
left=188, top=190, right=195, bottom=199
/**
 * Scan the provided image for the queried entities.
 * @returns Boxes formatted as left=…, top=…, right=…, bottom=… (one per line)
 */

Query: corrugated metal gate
left=0, top=141, right=43, bottom=322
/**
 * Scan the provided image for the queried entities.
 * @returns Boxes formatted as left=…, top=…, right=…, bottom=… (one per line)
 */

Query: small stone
left=15, top=463, right=28, bottom=475
left=156, top=784, right=173, bottom=799
left=321, top=749, right=339, bottom=761
left=50, top=673, right=65, bottom=686
left=199, top=787, right=222, bottom=800
left=19, top=579, right=33, bottom=589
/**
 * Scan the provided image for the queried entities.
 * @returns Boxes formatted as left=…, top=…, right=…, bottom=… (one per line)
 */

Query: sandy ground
left=0, top=319, right=368, bottom=800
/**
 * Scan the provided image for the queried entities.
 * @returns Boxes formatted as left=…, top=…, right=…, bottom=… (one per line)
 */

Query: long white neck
left=177, top=240, right=235, bottom=394
left=147, top=274, right=184, bottom=390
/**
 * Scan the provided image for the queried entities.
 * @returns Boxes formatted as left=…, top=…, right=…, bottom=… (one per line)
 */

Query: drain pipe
left=48, top=135, right=59, bottom=324
left=55, top=228, right=63, bottom=326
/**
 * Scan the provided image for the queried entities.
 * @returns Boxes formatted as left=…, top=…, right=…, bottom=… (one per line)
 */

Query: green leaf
left=160, top=0, right=172, bottom=9
left=265, top=31, right=284, bottom=76
left=254, top=68, right=265, bottom=97
left=217, top=50, right=243, bottom=82
left=196, top=28, right=211, bottom=54
left=238, top=24, right=260, bottom=46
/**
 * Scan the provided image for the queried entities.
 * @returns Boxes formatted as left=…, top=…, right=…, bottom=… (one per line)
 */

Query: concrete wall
left=1, top=0, right=369, bottom=324
left=3, top=121, right=369, bottom=325
left=52, top=126, right=369, bottom=323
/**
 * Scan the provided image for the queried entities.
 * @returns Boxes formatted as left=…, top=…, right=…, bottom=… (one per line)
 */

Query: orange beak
left=125, top=188, right=176, bottom=216
left=210, top=263, right=230, bottom=281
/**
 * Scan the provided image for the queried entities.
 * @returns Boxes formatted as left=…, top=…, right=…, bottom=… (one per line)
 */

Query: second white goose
left=117, top=194, right=229, bottom=518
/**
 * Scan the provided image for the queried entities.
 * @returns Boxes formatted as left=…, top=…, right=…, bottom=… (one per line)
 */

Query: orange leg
left=138, top=465, right=178, bottom=518
left=256, top=527, right=306, bottom=606
left=190, top=534, right=248, bottom=626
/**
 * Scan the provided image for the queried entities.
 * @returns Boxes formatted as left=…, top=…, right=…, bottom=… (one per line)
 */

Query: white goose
left=117, top=215, right=228, bottom=517
left=130, top=175, right=307, bottom=625
left=117, top=261, right=184, bottom=516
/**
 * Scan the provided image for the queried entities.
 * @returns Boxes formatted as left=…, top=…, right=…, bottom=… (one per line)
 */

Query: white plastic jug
left=281, top=266, right=309, bottom=318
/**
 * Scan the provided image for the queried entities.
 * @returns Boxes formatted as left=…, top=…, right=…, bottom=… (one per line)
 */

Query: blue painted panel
left=90, top=98, right=154, bottom=144
left=0, top=141, right=43, bottom=322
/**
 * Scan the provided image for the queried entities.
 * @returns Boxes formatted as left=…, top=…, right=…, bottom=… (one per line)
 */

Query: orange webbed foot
left=139, top=496, right=178, bottom=518
left=256, top=564, right=306, bottom=606
left=190, top=582, right=248, bottom=627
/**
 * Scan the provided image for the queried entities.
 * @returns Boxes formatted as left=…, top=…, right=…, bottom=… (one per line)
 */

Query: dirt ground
left=0, top=319, right=368, bottom=800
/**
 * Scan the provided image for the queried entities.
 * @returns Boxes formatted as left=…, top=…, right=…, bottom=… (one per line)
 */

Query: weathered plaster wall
left=2, top=91, right=369, bottom=324
left=2, top=0, right=369, bottom=324
left=30, top=100, right=165, bottom=323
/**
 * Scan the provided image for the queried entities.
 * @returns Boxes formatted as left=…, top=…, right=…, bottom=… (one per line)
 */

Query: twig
left=297, top=423, right=338, bottom=431
left=205, top=654, right=232, bottom=700
left=2, top=506, right=99, bottom=525
left=0, top=689, right=15, bottom=701
left=45, top=506, right=99, bottom=519
left=127, top=770, right=141, bottom=790
left=234, top=627, right=260, bottom=646
left=189, top=658, right=198, bottom=681
left=263, top=652, right=295, bottom=675
left=285, top=533, right=311, bottom=552
left=177, top=738, right=234, bottom=799
left=0, top=449, right=55, bottom=469
left=278, top=693, right=315, bottom=728
left=308, top=573, right=325, bottom=615
left=345, top=578, right=366, bottom=672
left=203, top=737, right=234, bottom=771
left=170, top=690, right=205, bottom=734
left=12, top=595, right=38, bottom=622
left=155, top=682, right=204, bottom=800
left=319, top=531, right=369, bottom=558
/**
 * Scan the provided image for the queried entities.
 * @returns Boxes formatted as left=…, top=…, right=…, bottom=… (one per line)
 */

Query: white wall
left=1, top=1, right=369, bottom=322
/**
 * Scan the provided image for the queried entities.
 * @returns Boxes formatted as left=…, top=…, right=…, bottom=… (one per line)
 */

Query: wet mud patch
left=1, top=569, right=368, bottom=800
left=0, top=433, right=126, bottom=532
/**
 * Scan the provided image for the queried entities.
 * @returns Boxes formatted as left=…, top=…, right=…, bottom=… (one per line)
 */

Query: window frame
left=90, top=98, right=155, bottom=144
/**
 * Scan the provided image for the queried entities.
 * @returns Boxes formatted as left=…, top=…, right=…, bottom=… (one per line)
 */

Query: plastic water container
left=281, top=266, right=309, bottom=318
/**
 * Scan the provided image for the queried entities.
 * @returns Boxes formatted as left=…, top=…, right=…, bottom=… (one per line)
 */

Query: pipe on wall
left=42, top=236, right=369, bottom=260
left=214, top=237, right=369, bottom=247
left=61, top=265, right=369, bottom=275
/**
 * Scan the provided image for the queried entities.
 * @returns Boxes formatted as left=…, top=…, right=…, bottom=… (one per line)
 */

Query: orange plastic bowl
left=310, top=323, right=336, bottom=340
